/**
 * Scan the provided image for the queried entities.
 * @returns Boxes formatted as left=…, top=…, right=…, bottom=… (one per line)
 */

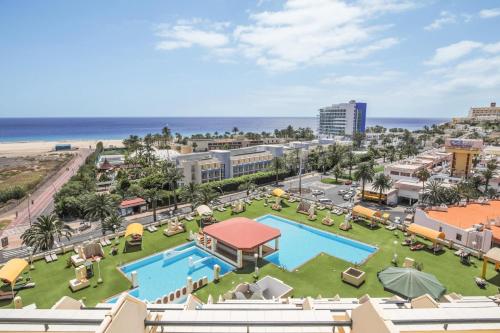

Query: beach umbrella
left=377, top=267, right=446, bottom=299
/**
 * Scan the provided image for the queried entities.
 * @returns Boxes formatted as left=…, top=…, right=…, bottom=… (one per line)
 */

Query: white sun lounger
left=45, top=255, right=53, bottom=263
left=50, top=253, right=58, bottom=261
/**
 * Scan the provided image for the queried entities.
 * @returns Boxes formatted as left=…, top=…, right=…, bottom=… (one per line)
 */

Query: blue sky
left=1, top=0, right=500, bottom=118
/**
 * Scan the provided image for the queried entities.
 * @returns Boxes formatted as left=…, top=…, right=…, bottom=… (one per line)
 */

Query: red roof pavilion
left=203, top=217, right=280, bottom=251
left=120, top=197, right=146, bottom=209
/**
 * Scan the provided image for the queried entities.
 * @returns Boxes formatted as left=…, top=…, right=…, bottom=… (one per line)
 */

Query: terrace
left=1, top=200, right=500, bottom=309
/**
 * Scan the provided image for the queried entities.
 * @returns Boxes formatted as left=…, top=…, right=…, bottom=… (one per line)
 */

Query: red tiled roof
left=120, top=198, right=146, bottom=209
left=203, top=217, right=280, bottom=251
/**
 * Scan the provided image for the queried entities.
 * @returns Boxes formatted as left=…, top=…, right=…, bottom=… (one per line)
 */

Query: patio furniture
left=403, top=257, right=415, bottom=268
left=69, top=265, right=90, bottom=292
left=342, top=267, right=366, bottom=287
left=475, top=277, right=488, bottom=289
left=125, top=223, right=144, bottom=248
left=164, top=219, right=185, bottom=237
left=297, top=201, right=312, bottom=215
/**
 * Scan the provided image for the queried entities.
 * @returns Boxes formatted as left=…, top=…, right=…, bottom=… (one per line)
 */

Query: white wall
left=414, top=209, right=492, bottom=252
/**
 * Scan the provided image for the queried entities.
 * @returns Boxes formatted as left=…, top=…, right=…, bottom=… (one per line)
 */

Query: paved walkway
left=0, top=149, right=92, bottom=247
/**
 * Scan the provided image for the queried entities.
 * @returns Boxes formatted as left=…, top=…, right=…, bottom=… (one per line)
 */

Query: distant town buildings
left=468, top=102, right=500, bottom=121
left=318, top=100, right=367, bottom=137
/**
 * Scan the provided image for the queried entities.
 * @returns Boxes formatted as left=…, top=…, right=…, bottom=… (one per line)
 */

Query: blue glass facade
left=355, top=102, right=367, bottom=133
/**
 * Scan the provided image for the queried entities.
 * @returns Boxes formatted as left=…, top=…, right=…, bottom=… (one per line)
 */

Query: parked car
left=338, top=189, right=347, bottom=195
left=312, top=189, right=325, bottom=196
left=318, top=198, right=333, bottom=205
left=343, top=194, right=352, bottom=200
left=344, top=180, right=352, bottom=185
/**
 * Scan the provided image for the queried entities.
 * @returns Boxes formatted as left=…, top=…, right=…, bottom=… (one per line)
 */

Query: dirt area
left=0, top=153, right=73, bottom=211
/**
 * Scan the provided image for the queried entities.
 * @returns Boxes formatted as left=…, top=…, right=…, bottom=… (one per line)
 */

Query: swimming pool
left=111, top=242, right=234, bottom=302
left=256, top=214, right=377, bottom=270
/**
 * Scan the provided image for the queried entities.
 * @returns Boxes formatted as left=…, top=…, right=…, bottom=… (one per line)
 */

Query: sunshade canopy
left=352, top=205, right=376, bottom=219
left=203, top=217, right=281, bottom=251
left=125, top=223, right=144, bottom=238
left=0, top=258, right=28, bottom=284
left=378, top=267, right=446, bottom=299
left=196, top=205, right=213, bottom=216
left=272, top=188, right=286, bottom=197
left=407, top=224, right=445, bottom=242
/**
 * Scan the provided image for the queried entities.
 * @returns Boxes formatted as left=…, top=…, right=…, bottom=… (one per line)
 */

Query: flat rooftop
left=426, top=200, right=500, bottom=240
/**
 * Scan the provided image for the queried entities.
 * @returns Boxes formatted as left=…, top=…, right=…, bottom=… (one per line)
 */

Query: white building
left=318, top=100, right=367, bottom=137
left=468, top=102, right=500, bottom=121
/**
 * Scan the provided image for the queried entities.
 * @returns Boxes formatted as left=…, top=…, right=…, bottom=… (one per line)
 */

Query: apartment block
left=318, top=100, right=367, bottom=137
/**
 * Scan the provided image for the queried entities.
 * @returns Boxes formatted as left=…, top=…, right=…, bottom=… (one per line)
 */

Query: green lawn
left=374, top=165, right=385, bottom=173
left=3, top=200, right=499, bottom=308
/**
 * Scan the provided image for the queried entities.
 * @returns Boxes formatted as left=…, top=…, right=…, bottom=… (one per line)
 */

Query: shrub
left=0, top=186, right=26, bottom=203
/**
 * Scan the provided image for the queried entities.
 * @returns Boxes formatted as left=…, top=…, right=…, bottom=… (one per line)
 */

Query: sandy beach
left=0, top=139, right=124, bottom=157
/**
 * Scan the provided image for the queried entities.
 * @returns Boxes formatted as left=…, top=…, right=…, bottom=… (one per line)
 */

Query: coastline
left=0, top=139, right=124, bottom=157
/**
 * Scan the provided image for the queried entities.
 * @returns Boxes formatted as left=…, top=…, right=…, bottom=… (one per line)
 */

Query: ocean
left=0, top=117, right=449, bottom=142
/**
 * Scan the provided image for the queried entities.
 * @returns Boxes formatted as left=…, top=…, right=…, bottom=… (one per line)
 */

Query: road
left=0, top=149, right=93, bottom=246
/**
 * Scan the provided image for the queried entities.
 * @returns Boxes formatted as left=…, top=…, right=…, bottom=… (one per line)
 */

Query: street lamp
left=254, top=253, right=259, bottom=275
left=27, top=194, right=32, bottom=226
left=96, top=257, right=103, bottom=284
left=392, top=240, right=398, bottom=265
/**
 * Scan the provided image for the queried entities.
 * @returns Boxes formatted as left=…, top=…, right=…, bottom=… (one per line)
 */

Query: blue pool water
left=257, top=215, right=377, bottom=270
left=110, top=242, right=234, bottom=302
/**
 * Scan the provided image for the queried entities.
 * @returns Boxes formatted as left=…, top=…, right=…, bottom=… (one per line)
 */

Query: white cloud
left=424, top=11, right=456, bottom=31
left=479, top=8, right=500, bottom=19
left=156, top=0, right=415, bottom=71
left=155, top=21, right=230, bottom=51
left=321, top=71, right=401, bottom=85
left=425, top=40, right=483, bottom=66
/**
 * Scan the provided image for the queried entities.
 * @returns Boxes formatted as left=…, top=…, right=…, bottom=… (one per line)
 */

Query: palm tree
left=422, top=180, right=444, bottom=206
left=344, top=150, right=356, bottom=179
left=372, top=173, right=393, bottom=204
left=85, top=193, right=117, bottom=235
left=102, top=213, right=124, bottom=234
left=239, top=179, right=256, bottom=196
left=143, top=188, right=162, bottom=222
left=162, top=126, right=172, bottom=146
left=179, top=182, right=200, bottom=210
left=198, top=186, right=217, bottom=205
left=333, top=164, right=343, bottom=183
left=232, top=127, right=239, bottom=136
left=415, top=168, right=431, bottom=193
left=163, top=162, right=183, bottom=211
left=21, top=214, right=72, bottom=252
left=354, top=162, right=375, bottom=201
left=272, top=157, right=284, bottom=185
left=482, top=169, right=493, bottom=192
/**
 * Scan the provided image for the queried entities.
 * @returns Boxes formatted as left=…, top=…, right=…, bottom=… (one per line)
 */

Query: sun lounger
left=410, top=243, right=425, bottom=251
left=100, top=239, right=107, bottom=247
left=217, top=206, right=226, bottom=212
left=147, top=225, right=156, bottom=232
left=45, top=255, right=53, bottom=263
left=0, top=291, right=15, bottom=301
left=475, top=277, right=488, bottom=288
left=185, top=215, right=194, bottom=221
left=51, top=253, right=58, bottom=261
left=104, top=237, right=112, bottom=246
left=385, top=224, right=397, bottom=231
left=13, top=282, right=36, bottom=291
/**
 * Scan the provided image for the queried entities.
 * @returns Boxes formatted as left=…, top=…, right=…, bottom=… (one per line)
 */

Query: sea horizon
left=0, top=116, right=450, bottom=143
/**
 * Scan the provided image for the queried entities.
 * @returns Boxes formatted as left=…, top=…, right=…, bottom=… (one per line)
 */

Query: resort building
left=445, top=139, right=483, bottom=178
left=3, top=292, right=500, bottom=333
left=414, top=200, right=500, bottom=252
left=188, top=137, right=285, bottom=152
left=318, top=100, right=367, bottom=137
left=175, top=145, right=284, bottom=185
left=118, top=198, right=147, bottom=216
left=384, top=150, right=452, bottom=183
left=468, top=102, right=500, bottom=121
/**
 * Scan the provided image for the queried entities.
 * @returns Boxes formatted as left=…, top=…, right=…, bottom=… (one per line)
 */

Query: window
left=439, top=226, right=442, bottom=232
left=456, top=234, right=462, bottom=241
